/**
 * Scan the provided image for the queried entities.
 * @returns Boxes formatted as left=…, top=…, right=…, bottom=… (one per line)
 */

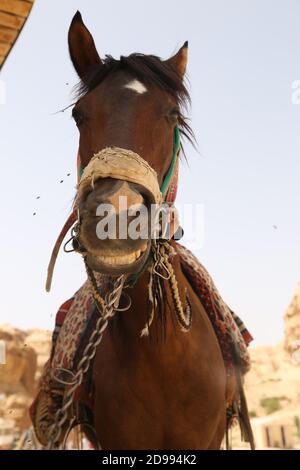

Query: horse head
left=69, top=11, right=191, bottom=276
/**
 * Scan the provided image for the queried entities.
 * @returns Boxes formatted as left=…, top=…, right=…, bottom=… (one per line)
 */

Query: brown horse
left=68, top=11, right=227, bottom=450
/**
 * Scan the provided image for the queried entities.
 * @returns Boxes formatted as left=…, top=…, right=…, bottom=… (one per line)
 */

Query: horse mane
left=75, top=53, right=195, bottom=149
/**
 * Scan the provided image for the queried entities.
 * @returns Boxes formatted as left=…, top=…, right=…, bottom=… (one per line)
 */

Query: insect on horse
left=31, top=11, right=254, bottom=450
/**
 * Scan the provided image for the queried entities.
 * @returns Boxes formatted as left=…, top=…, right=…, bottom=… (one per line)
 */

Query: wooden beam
left=0, top=1, right=34, bottom=70
left=0, top=41, right=10, bottom=56
left=0, top=0, right=32, bottom=19
left=0, top=11, right=25, bottom=29
left=0, top=25, right=18, bottom=43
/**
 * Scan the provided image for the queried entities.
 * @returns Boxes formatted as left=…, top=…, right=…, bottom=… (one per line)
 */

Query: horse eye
left=168, top=108, right=180, bottom=122
left=72, top=108, right=85, bottom=127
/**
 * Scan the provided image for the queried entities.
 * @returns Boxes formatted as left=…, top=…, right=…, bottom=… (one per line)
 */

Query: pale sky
left=1, top=0, right=300, bottom=345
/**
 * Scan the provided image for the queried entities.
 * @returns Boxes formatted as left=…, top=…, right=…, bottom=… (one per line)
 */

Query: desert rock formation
left=0, top=325, right=51, bottom=443
left=284, top=281, right=300, bottom=355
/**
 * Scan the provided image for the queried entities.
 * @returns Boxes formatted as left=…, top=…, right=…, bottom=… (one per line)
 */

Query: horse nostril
left=79, top=180, right=148, bottom=231
left=83, top=180, right=144, bottom=212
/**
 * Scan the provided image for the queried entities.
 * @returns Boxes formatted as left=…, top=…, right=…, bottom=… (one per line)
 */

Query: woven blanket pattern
left=176, top=244, right=252, bottom=373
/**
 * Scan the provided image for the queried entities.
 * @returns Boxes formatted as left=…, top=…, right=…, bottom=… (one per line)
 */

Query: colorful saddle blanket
left=30, top=243, right=253, bottom=444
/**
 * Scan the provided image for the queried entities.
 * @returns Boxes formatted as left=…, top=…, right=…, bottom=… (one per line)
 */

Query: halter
left=46, top=126, right=181, bottom=291
left=77, top=147, right=162, bottom=205
left=78, top=125, right=181, bottom=202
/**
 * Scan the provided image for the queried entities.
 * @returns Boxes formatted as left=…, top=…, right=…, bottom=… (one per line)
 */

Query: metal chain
left=46, top=273, right=125, bottom=449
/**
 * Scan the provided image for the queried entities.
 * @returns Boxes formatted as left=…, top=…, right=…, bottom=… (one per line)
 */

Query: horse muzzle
left=76, top=147, right=162, bottom=275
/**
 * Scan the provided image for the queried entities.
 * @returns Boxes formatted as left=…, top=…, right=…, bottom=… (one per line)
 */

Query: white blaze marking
left=124, top=79, right=147, bottom=94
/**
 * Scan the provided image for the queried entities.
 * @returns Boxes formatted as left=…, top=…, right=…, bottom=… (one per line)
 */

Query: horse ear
left=165, top=41, right=188, bottom=79
left=68, top=11, right=102, bottom=80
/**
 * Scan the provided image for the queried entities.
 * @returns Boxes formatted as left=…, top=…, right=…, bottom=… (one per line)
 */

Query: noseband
left=77, top=147, right=162, bottom=205
left=77, top=125, right=181, bottom=202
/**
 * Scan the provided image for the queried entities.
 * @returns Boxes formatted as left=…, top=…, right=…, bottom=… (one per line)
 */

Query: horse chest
left=92, top=305, right=226, bottom=449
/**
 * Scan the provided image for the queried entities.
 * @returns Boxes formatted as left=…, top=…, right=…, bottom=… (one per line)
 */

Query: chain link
left=46, top=274, right=125, bottom=449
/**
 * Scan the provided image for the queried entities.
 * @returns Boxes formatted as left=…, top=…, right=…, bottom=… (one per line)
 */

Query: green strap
left=79, top=164, right=84, bottom=179
left=160, top=125, right=180, bottom=197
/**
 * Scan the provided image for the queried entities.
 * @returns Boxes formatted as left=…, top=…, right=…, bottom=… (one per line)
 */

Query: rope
left=141, top=241, right=192, bottom=336
left=160, top=243, right=192, bottom=332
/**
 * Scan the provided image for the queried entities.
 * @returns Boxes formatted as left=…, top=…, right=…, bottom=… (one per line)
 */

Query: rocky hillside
left=284, top=281, right=300, bottom=355
left=0, top=325, right=51, bottom=442
left=245, top=342, right=300, bottom=418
